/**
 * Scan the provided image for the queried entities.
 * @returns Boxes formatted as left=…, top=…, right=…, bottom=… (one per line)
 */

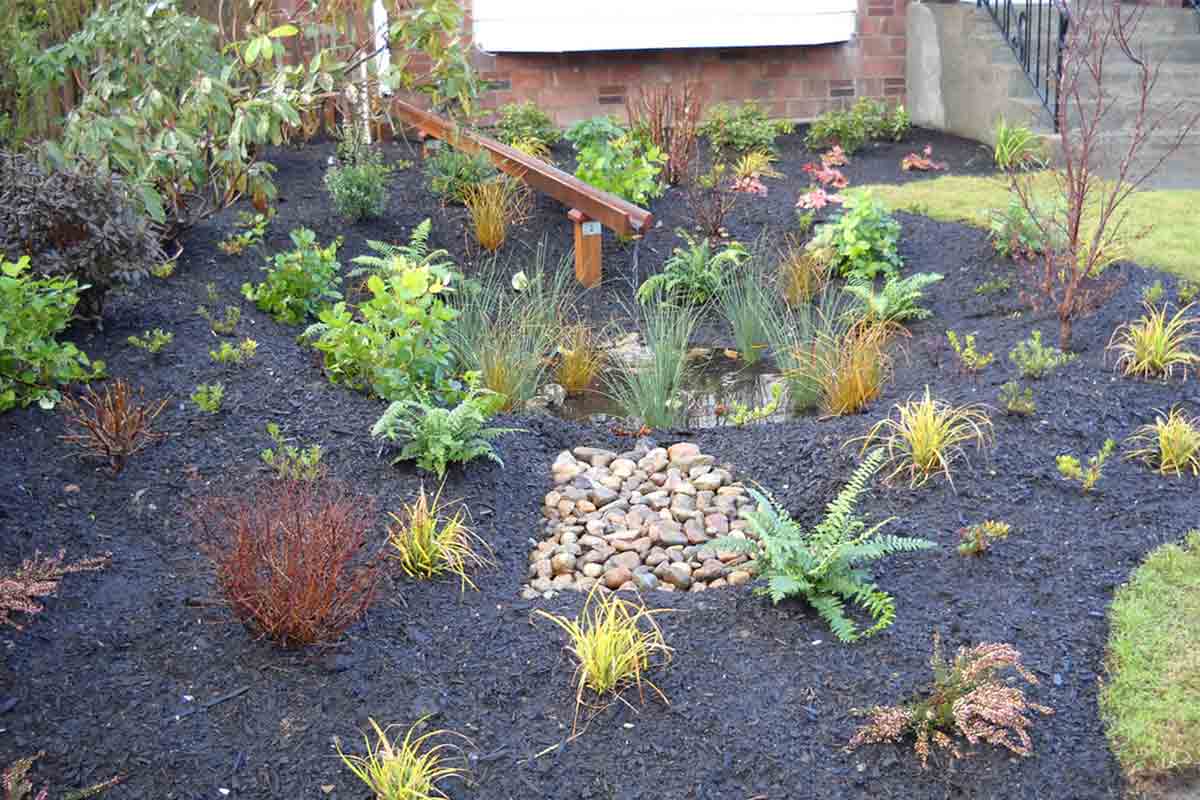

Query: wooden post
left=569, top=209, right=602, bottom=288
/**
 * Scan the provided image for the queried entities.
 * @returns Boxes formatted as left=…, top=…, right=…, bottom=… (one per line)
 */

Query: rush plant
left=59, top=379, right=167, bottom=474
left=604, top=301, right=697, bottom=429
left=710, top=448, right=936, bottom=642
left=1107, top=302, right=1200, bottom=380
left=387, top=486, right=492, bottom=591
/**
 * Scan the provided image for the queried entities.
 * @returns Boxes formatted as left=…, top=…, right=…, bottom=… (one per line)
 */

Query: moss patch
left=1100, top=530, right=1200, bottom=782
left=859, top=175, right=1200, bottom=280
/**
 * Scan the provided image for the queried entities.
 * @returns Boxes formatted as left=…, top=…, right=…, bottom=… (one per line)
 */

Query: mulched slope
left=1, top=129, right=1196, bottom=799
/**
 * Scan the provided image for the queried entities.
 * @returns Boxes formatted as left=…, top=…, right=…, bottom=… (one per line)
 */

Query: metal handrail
left=977, top=0, right=1070, bottom=131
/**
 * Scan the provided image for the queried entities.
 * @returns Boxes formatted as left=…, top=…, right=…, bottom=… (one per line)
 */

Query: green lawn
left=859, top=175, right=1200, bottom=280
left=1099, top=531, right=1200, bottom=783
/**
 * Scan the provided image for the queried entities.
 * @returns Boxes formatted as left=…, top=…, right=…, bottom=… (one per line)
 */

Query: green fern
left=844, top=272, right=943, bottom=324
left=712, top=448, right=936, bottom=642
left=370, top=380, right=520, bottom=478
left=348, top=219, right=454, bottom=279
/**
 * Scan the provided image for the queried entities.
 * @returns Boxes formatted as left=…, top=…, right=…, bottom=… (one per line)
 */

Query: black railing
left=977, top=0, right=1070, bottom=131
left=1189, top=0, right=1200, bottom=30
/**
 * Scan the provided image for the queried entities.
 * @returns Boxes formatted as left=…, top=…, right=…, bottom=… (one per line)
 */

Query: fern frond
left=809, top=593, right=859, bottom=642
left=765, top=574, right=807, bottom=604
left=708, top=535, right=761, bottom=556
left=842, top=533, right=936, bottom=563
left=852, top=583, right=896, bottom=639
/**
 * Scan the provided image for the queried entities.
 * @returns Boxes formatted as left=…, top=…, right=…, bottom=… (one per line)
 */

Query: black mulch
left=1, top=127, right=1195, bottom=800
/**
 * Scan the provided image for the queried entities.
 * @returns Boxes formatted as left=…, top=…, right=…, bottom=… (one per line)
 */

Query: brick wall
left=467, top=0, right=909, bottom=124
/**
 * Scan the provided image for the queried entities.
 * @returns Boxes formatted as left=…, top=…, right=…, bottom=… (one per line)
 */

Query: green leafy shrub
left=218, top=210, right=272, bottom=256
left=242, top=227, right=342, bottom=325
left=1009, top=330, right=1075, bottom=379
left=807, top=193, right=903, bottom=282
left=0, top=256, right=105, bottom=412
left=575, top=134, right=665, bottom=205
left=637, top=231, right=748, bottom=305
left=844, top=272, right=943, bottom=324
left=370, top=378, right=516, bottom=478
left=700, top=101, right=793, bottom=154
left=127, top=328, right=173, bottom=354
left=1057, top=438, right=1115, bottom=493
left=260, top=421, right=324, bottom=481
left=496, top=101, right=560, bottom=149
left=198, top=303, right=241, bottom=336
left=564, top=116, right=626, bottom=152
left=191, top=382, right=224, bottom=414
left=324, top=149, right=392, bottom=222
left=989, top=194, right=1063, bottom=258
left=424, top=146, right=497, bottom=204
left=0, top=150, right=164, bottom=317
left=304, top=248, right=460, bottom=404
left=711, top=449, right=936, bottom=642
left=805, top=99, right=909, bottom=154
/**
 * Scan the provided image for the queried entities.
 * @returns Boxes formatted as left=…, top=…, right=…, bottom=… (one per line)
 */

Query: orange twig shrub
left=59, top=379, right=167, bottom=473
left=194, top=480, right=381, bottom=648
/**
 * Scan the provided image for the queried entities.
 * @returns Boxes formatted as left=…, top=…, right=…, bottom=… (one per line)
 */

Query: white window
left=472, top=0, right=858, bottom=53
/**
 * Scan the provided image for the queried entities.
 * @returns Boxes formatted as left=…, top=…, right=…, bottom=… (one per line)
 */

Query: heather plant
left=1009, top=330, right=1075, bottom=378
left=855, top=388, right=994, bottom=488
left=999, top=381, right=1036, bottom=416
left=575, top=133, right=665, bottom=205
left=844, top=273, right=943, bottom=325
left=210, top=338, right=258, bottom=366
left=604, top=301, right=698, bottom=429
left=711, top=449, right=935, bottom=642
left=126, top=328, right=173, bottom=354
left=1108, top=303, right=1200, bottom=380
left=495, top=101, right=560, bottom=150
left=0, top=256, right=105, bottom=412
left=387, top=486, right=492, bottom=591
left=637, top=231, right=749, bottom=306
left=1, top=549, right=110, bottom=630
left=957, top=520, right=1012, bottom=557
left=190, top=382, right=224, bottom=414
left=850, top=635, right=1053, bottom=768
left=1126, top=407, right=1200, bottom=477
left=700, top=100, right=793, bottom=154
left=260, top=422, right=324, bottom=481
left=946, top=331, right=994, bottom=373
left=59, top=379, right=167, bottom=474
left=807, top=193, right=903, bottom=283
left=242, top=228, right=342, bottom=325
left=194, top=480, right=380, bottom=648
left=1057, top=438, right=1115, bottom=493
left=424, top=147, right=497, bottom=204
left=370, top=378, right=517, bottom=479
left=338, top=718, right=468, bottom=800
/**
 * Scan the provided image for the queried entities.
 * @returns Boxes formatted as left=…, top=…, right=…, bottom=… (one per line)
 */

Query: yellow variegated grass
left=1125, top=407, right=1200, bottom=476
left=337, top=718, right=467, bottom=800
left=387, top=486, right=493, bottom=591
left=1108, top=302, right=1200, bottom=380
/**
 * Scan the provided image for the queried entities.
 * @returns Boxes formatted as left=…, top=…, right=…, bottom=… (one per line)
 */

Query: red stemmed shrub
left=194, top=480, right=381, bottom=648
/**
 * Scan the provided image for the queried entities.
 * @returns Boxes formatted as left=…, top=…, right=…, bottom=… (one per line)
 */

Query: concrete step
left=1097, top=35, right=1200, bottom=65
left=1091, top=131, right=1200, bottom=189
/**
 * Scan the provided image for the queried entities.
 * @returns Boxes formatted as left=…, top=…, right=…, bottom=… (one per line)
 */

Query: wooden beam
left=391, top=99, right=653, bottom=238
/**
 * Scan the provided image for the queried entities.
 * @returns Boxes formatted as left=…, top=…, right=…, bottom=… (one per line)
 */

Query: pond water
left=554, top=350, right=793, bottom=429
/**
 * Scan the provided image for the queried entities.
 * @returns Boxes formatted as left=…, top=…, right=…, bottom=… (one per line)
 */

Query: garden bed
left=1, top=127, right=1196, bottom=799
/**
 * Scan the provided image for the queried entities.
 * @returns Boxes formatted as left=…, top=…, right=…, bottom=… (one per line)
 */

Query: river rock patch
left=523, top=442, right=758, bottom=598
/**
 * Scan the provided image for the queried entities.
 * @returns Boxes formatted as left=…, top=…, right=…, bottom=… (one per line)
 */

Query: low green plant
left=241, top=228, right=342, bottom=325
left=210, top=338, right=258, bottom=366
left=337, top=718, right=468, bottom=800
left=197, top=301, right=241, bottom=336
left=371, top=378, right=516, bottom=479
left=946, top=331, right=994, bottom=372
left=993, top=117, right=1046, bottom=171
left=1100, top=531, right=1200, bottom=782
left=807, top=193, right=903, bottom=283
left=495, top=101, right=560, bottom=150
left=1009, top=330, right=1076, bottom=379
left=260, top=421, right=324, bottom=481
left=796, top=210, right=816, bottom=238
left=711, top=449, right=936, bottom=642
left=805, top=99, right=909, bottom=154
left=990, top=194, right=1063, bottom=258
left=957, top=519, right=1012, bottom=556
left=218, top=211, right=271, bottom=256
left=1057, top=438, right=1116, bottom=493
left=1141, top=280, right=1165, bottom=306
left=190, top=382, right=224, bottom=414
left=1179, top=280, right=1200, bottom=305
left=604, top=301, right=698, bottom=430
left=575, top=133, right=665, bottom=205
left=0, top=256, right=105, bottom=412
left=725, top=382, right=785, bottom=426
left=324, top=148, right=393, bottom=222
left=844, top=272, right=944, bottom=324
left=424, top=146, right=497, bottom=204
left=974, top=277, right=1012, bottom=296
left=700, top=101, right=793, bottom=154
left=637, top=231, right=748, bottom=306
left=999, top=381, right=1036, bottom=416
left=564, top=116, right=626, bottom=152
left=305, top=245, right=460, bottom=404
left=850, top=635, right=1052, bottom=769
left=151, top=261, right=176, bottom=279
left=127, top=328, right=173, bottom=354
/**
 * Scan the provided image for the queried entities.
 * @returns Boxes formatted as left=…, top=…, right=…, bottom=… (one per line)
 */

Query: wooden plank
left=569, top=209, right=602, bottom=288
left=391, top=99, right=653, bottom=238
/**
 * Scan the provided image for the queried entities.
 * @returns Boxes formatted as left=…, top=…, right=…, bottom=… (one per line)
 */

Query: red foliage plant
left=901, top=145, right=948, bottom=172
left=802, top=162, right=848, bottom=189
left=59, top=378, right=167, bottom=474
left=626, top=81, right=704, bottom=186
left=193, top=480, right=381, bottom=648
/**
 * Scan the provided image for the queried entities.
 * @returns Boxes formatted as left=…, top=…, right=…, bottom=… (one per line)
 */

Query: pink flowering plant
left=849, top=635, right=1053, bottom=769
